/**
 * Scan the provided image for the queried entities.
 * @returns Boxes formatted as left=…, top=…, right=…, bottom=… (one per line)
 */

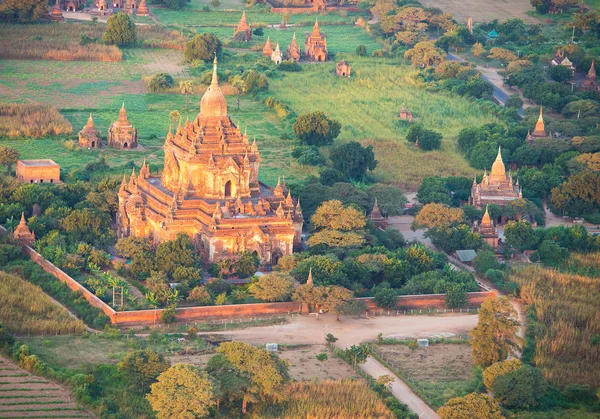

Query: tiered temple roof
left=13, top=213, right=35, bottom=247
left=470, top=147, right=521, bottom=209
left=78, top=113, right=101, bottom=148
left=49, top=0, right=65, bottom=22
left=117, top=58, right=303, bottom=264
left=473, top=205, right=498, bottom=250
left=583, top=60, right=598, bottom=91
left=108, top=103, right=138, bottom=149
left=137, top=0, right=149, bottom=16
left=305, top=19, right=328, bottom=62
left=271, top=43, right=282, bottom=64
left=368, top=199, right=387, bottom=229
left=286, top=33, right=301, bottom=62
left=527, top=107, right=547, bottom=142
left=233, top=12, right=252, bottom=41
left=262, top=37, right=273, bottom=57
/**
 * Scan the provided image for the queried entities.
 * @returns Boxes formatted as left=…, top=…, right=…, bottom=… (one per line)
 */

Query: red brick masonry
left=23, top=246, right=494, bottom=325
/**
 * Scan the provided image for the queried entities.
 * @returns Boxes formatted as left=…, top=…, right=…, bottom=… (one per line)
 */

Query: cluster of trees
left=0, top=0, right=51, bottom=23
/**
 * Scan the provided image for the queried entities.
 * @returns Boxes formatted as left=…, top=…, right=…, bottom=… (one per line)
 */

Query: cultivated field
left=0, top=272, right=86, bottom=336
left=373, top=342, right=478, bottom=409
left=0, top=356, right=94, bottom=418
left=418, top=0, right=539, bottom=24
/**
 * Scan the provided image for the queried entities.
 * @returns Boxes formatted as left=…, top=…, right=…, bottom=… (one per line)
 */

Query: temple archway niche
left=224, top=180, right=232, bottom=198
left=123, top=142, right=128, bottom=148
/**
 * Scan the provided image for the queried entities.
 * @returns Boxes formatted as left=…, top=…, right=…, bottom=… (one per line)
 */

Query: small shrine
left=335, top=60, right=351, bottom=77
left=262, top=37, right=273, bottom=57
left=550, top=50, right=575, bottom=70
left=526, top=107, right=547, bottom=143
left=136, top=0, right=149, bottom=16
left=399, top=104, right=413, bottom=123
left=13, top=213, right=35, bottom=247
left=49, top=0, right=65, bottom=22
left=78, top=114, right=102, bottom=149
left=271, top=44, right=282, bottom=65
left=305, top=19, right=328, bottom=62
left=233, top=12, right=252, bottom=41
left=124, top=0, right=137, bottom=13
left=279, top=18, right=287, bottom=30
left=467, top=17, right=473, bottom=34
left=582, top=60, right=598, bottom=91
left=286, top=33, right=301, bottom=62
left=368, top=199, right=387, bottom=229
left=107, top=103, right=138, bottom=149
left=473, top=206, right=498, bottom=250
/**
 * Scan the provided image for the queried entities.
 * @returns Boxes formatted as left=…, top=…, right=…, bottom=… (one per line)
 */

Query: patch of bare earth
left=0, top=356, right=94, bottom=418
left=168, top=344, right=356, bottom=381
left=141, top=50, right=186, bottom=76
left=418, top=0, right=539, bottom=23
left=375, top=344, right=473, bottom=382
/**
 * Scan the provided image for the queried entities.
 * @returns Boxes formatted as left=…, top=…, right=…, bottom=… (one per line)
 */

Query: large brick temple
left=469, top=147, right=521, bottom=209
left=117, top=58, right=303, bottom=264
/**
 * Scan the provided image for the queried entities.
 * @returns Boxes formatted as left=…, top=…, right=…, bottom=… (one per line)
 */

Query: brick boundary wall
left=21, top=245, right=495, bottom=326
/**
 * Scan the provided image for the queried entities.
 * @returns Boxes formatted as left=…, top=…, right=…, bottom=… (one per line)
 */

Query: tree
left=373, top=286, right=397, bottom=309
left=148, top=73, right=174, bottom=92
left=61, top=208, right=113, bottom=246
left=187, top=286, right=211, bottom=304
left=438, top=393, right=505, bottom=419
left=179, top=80, right=194, bottom=111
left=307, top=229, right=365, bottom=248
left=0, top=0, right=47, bottom=23
left=470, top=297, right=521, bottom=367
left=417, top=176, right=451, bottom=205
left=492, top=365, right=546, bottom=408
left=248, top=272, right=295, bottom=302
left=343, top=344, right=371, bottom=367
left=445, top=284, right=467, bottom=308
left=505, top=94, right=523, bottom=109
left=0, top=146, right=19, bottom=175
left=147, top=364, right=215, bottom=419
left=184, top=33, right=222, bottom=64
left=293, top=111, right=341, bottom=146
left=406, top=124, right=442, bottom=150
left=488, top=47, right=518, bottom=65
left=473, top=251, right=500, bottom=275
left=322, top=285, right=353, bottom=320
left=549, top=65, right=572, bottom=83
left=231, top=75, right=245, bottom=110
left=311, top=200, right=366, bottom=231
left=206, top=352, right=252, bottom=410
left=366, top=184, right=407, bottom=216
left=118, top=349, right=171, bottom=392
left=155, top=234, right=197, bottom=278
left=414, top=203, right=464, bottom=229
left=102, top=12, right=137, bottom=46
left=482, top=359, right=523, bottom=391
left=472, top=42, right=485, bottom=57
left=216, top=341, right=289, bottom=413
left=330, top=141, right=378, bottom=180
left=504, top=220, right=537, bottom=252
left=356, top=45, right=367, bottom=56
left=404, top=41, right=445, bottom=67
left=252, top=26, right=263, bottom=36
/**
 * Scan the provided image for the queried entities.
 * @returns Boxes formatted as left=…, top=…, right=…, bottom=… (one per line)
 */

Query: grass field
left=0, top=356, right=94, bottom=418
left=418, top=0, right=538, bottom=24
left=372, top=342, right=480, bottom=409
left=0, top=272, right=87, bottom=336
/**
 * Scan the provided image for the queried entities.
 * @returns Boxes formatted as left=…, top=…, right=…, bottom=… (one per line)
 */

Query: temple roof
left=481, top=205, right=491, bottom=226
left=533, top=106, right=545, bottom=135
left=137, top=0, right=149, bottom=15
left=200, top=57, right=228, bottom=118
left=589, top=60, right=596, bottom=78
left=489, top=146, right=506, bottom=183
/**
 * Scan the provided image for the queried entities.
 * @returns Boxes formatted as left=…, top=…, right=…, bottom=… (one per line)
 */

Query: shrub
left=187, top=286, right=211, bottom=305
left=184, top=33, right=222, bottom=63
left=316, top=353, right=328, bottom=361
left=408, top=340, right=418, bottom=350
left=160, top=308, right=176, bottom=324
left=356, top=45, right=367, bottom=56
left=445, top=284, right=467, bottom=308
left=102, top=12, right=137, bottom=46
left=482, top=359, right=523, bottom=391
left=0, top=103, right=72, bottom=138
left=373, top=286, right=397, bottom=309
left=473, top=251, right=500, bottom=275
left=147, top=73, right=174, bottom=92
left=279, top=60, right=301, bottom=72
left=325, top=333, right=338, bottom=344
left=492, top=365, right=546, bottom=408
left=437, top=393, right=504, bottom=419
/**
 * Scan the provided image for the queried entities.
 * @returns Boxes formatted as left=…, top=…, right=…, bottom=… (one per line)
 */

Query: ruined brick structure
left=473, top=205, right=498, bottom=250
left=107, top=103, right=138, bottom=149
left=469, top=147, right=521, bottom=209
left=262, top=37, right=273, bottom=57
left=336, top=59, right=351, bottom=77
left=49, top=0, right=65, bottom=21
left=136, top=0, right=149, bottom=16
left=526, top=107, right=547, bottom=143
left=368, top=199, right=387, bottom=229
left=117, top=58, right=303, bottom=264
left=286, top=33, right=301, bottom=62
left=78, top=113, right=102, bottom=149
left=582, top=60, right=598, bottom=92
left=13, top=213, right=35, bottom=247
left=16, top=160, right=60, bottom=184
left=60, top=0, right=84, bottom=11
left=233, top=12, right=252, bottom=41
left=305, top=19, right=327, bottom=62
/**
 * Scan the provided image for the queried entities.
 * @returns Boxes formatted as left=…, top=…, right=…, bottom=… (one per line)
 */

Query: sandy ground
left=418, top=0, right=539, bottom=24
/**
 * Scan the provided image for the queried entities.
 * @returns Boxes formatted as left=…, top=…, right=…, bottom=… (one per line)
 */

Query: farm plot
left=418, top=0, right=539, bottom=24
left=0, top=356, right=94, bottom=418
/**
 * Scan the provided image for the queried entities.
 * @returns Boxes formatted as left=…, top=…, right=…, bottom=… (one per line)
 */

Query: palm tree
left=179, top=80, right=194, bottom=112
left=145, top=292, right=160, bottom=325
left=231, top=75, right=245, bottom=110
left=169, top=110, right=181, bottom=127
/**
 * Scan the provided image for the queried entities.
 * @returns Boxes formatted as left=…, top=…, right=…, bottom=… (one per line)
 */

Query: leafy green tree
left=61, top=208, right=114, bottom=246
left=492, top=365, right=546, bottom=408
left=373, top=285, right=397, bottom=309
left=406, top=124, right=442, bottom=150
left=0, top=146, right=19, bottom=174
left=473, top=251, right=500, bottom=275
left=115, top=237, right=155, bottom=279
left=414, top=203, right=463, bottom=229
left=148, top=73, right=174, bottom=92
left=366, top=184, right=407, bottom=216
left=216, top=341, right=289, bottom=413
left=470, top=297, right=521, bottom=367
left=292, top=255, right=348, bottom=287
left=322, top=285, right=354, bottom=320
left=232, top=251, right=259, bottom=278
left=187, top=286, right=211, bottom=304
left=417, top=176, right=451, bottom=205
left=248, top=272, right=295, bottom=302
left=147, top=364, right=215, bottom=418
left=343, top=344, right=371, bottom=367
left=482, top=359, right=523, bottom=391
left=0, top=0, right=47, bottom=23
left=102, top=12, right=137, bottom=46
left=184, top=33, right=222, bottom=64
left=438, top=393, right=505, bottom=419
left=504, top=220, right=537, bottom=251
left=330, top=141, right=377, bottom=181
left=356, top=45, right=367, bottom=56
left=231, top=75, right=245, bottom=110
left=311, top=200, right=366, bottom=231
left=206, top=352, right=252, bottom=410
left=155, top=234, right=197, bottom=278
left=445, top=284, right=467, bottom=308
left=118, top=349, right=171, bottom=392
left=293, top=111, right=341, bottom=146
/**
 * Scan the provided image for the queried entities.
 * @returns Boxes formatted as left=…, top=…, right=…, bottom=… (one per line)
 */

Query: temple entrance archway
left=272, top=248, right=282, bottom=265
left=224, top=180, right=232, bottom=198
left=123, top=142, right=128, bottom=148
left=91, top=141, right=95, bottom=147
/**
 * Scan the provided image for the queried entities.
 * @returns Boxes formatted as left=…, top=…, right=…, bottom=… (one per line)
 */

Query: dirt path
left=64, top=11, right=150, bottom=25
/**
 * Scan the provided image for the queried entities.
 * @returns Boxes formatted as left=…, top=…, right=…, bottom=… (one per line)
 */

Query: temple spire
left=495, top=145, right=502, bottom=162
left=211, top=55, right=219, bottom=87
left=312, top=18, right=320, bottom=36
left=482, top=205, right=491, bottom=226
left=589, top=60, right=596, bottom=78
left=307, top=267, right=313, bottom=286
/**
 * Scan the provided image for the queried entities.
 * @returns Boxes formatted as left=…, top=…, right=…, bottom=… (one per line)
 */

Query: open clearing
left=418, top=0, right=539, bottom=24
left=373, top=343, right=477, bottom=409
left=0, top=356, right=94, bottom=418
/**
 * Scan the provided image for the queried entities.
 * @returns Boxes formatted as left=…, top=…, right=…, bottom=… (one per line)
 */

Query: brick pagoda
left=469, top=147, right=521, bottom=209
left=49, top=0, right=65, bottom=22
left=78, top=114, right=102, bottom=149
left=473, top=205, right=498, bottom=250
left=13, top=213, right=35, bottom=247
left=233, top=12, right=252, bottom=41
left=107, top=103, right=138, bottom=149
left=582, top=60, right=598, bottom=91
left=117, top=58, right=303, bottom=264
left=136, top=0, right=149, bottom=16
left=262, top=37, right=273, bottom=57
left=305, top=19, right=328, bottom=62
left=336, top=59, right=351, bottom=77
left=368, top=199, right=387, bottom=229
left=527, top=107, right=547, bottom=143
left=286, top=33, right=301, bottom=62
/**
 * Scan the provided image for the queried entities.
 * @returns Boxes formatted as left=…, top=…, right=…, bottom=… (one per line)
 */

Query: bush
left=406, top=124, right=442, bottom=150
left=373, top=286, right=397, bottom=309
left=356, top=45, right=367, bottom=56
left=102, top=12, right=136, bottom=46
left=445, top=284, right=467, bottom=308
left=147, top=73, right=174, bottom=92
left=482, top=359, right=523, bottom=391
left=316, top=353, right=328, bottom=361
left=473, top=251, right=500, bottom=275
left=160, top=308, right=176, bottom=324
left=184, top=33, right=222, bottom=64
left=278, top=60, right=302, bottom=72
left=325, top=333, right=338, bottom=344
left=491, top=365, right=546, bottom=408
left=293, top=111, right=341, bottom=146
left=292, top=145, right=324, bottom=166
